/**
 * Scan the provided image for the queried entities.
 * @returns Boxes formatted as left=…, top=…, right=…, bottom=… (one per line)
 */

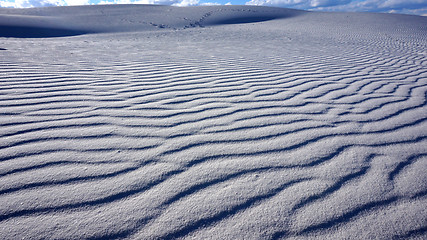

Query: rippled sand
left=0, top=5, right=426, bottom=239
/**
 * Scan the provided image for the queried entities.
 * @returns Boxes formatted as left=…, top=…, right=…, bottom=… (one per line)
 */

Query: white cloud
left=0, top=0, right=188, bottom=7
left=0, top=0, right=15, bottom=7
left=16, top=0, right=65, bottom=7
left=381, top=0, right=426, bottom=8
left=0, top=0, right=89, bottom=7
left=245, top=0, right=309, bottom=8
left=245, top=0, right=427, bottom=15
left=200, top=2, right=222, bottom=6
left=245, top=0, right=351, bottom=8
left=97, top=0, right=197, bottom=7
left=65, top=0, right=90, bottom=5
left=321, top=0, right=427, bottom=14
left=172, top=0, right=199, bottom=6
left=98, top=0, right=153, bottom=4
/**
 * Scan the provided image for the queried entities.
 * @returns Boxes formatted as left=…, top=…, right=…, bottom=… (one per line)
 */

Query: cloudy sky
left=0, top=0, right=426, bottom=15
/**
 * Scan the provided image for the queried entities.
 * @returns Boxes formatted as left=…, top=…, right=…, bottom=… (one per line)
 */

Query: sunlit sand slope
left=0, top=5, right=426, bottom=240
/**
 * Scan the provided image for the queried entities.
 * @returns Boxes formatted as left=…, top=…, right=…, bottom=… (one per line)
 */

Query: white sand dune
left=0, top=4, right=426, bottom=239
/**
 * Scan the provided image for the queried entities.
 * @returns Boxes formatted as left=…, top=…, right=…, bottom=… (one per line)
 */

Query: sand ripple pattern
left=1, top=9, right=427, bottom=240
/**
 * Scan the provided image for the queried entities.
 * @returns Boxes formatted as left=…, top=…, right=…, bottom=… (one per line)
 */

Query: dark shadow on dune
left=85, top=217, right=152, bottom=240
left=0, top=25, right=90, bottom=38
left=0, top=168, right=184, bottom=222
left=213, top=16, right=278, bottom=25
left=161, top=178, right=310, bottom=239
left=393, top=226, right=427, bottom=239
left=0, top=47, right=6, bottom=50
left=388, top=153, right=427, bottom=181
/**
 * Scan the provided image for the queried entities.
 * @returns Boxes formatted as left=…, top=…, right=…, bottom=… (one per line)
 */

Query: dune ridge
left=1, top=4, right=427, bottom=240
left=0, top=5, right=303, bottom=37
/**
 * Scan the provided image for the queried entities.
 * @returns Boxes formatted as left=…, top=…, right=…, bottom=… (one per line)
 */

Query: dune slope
left=0, top=5, right=302, bottom=37
left=0, top=5, right=426, bottom=239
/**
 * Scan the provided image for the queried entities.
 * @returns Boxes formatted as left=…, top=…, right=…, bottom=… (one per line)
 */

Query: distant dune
left=0, top=5, right=304, bottom=37
left=0, top=4, right=426, bottom=239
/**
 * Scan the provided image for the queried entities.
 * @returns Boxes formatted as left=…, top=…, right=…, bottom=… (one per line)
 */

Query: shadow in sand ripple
left=0, top=169, right=183, bottom=222
left=160, top=178, right=311, bottom=240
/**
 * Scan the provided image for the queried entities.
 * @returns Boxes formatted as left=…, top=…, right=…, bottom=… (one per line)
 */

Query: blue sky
left=1, top=0, right=426, bottom=16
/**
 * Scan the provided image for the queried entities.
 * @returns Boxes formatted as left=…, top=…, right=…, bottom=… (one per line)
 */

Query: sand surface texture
left=1, top=5, right=426, bottom=239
